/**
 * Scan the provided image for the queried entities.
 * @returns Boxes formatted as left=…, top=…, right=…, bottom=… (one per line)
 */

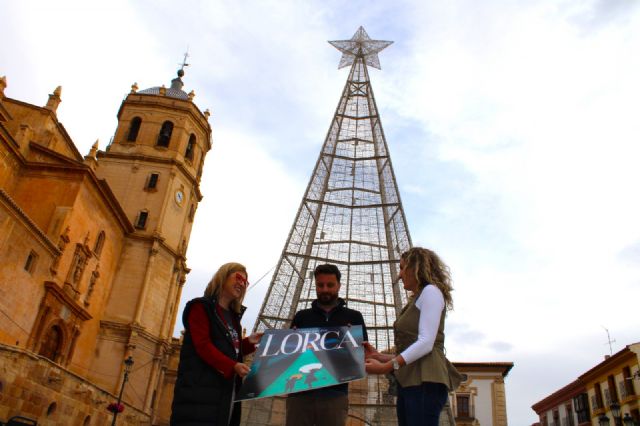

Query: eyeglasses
left=235, top=272, right=249, bottom=287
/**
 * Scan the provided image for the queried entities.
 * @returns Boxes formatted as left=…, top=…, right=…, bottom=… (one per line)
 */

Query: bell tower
left=91, top=66, right=211, bottom=412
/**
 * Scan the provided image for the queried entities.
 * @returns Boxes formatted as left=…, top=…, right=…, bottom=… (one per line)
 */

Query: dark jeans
left=396, top=382, right=448, bottom=426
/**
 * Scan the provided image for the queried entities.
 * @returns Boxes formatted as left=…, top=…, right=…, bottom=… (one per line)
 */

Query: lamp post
left=110, top=355, right=134, bottom=426
left=610, top=402, right=622, bottom=426
left=600, top=414, right=611, bottom=426
left=622, top=413, right=636, bottom=426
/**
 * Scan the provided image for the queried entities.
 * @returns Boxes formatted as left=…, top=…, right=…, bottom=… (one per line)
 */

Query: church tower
left=91, top=65, right=211, bottom=413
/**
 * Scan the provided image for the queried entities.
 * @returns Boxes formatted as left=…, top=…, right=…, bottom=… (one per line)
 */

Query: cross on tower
left=179, top=49, right=190, bottom=71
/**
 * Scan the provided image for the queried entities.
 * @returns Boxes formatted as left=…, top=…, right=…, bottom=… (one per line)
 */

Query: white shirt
left=399, top=285, right=445, bottom=365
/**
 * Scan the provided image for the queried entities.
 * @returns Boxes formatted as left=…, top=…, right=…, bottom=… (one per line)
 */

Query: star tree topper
left=329, top=26, right=393, bottom=70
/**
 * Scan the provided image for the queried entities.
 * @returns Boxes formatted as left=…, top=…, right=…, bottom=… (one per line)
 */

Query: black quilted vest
left=170, top=297, right=246, bottom=426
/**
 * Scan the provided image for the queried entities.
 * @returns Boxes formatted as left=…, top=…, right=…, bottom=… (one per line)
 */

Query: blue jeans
left=396, top=382, right=448, bottom=426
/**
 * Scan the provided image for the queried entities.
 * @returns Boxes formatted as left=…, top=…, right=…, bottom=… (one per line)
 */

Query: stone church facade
left=0, top=70, right=208, bottom=425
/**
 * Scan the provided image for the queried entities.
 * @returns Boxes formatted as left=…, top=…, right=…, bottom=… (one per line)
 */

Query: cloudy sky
left=2, top=0, right=640, bottom=423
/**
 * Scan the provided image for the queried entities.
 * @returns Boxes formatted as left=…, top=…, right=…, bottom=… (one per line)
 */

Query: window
left=594, top=382, right=604, bottom=409
left=623, top=366, right=636, bottom=397
left=24, top=250, right=38, bottom=273
left=135, top=211, right=149, bottom=229
left=573, top=393, right=590, bottom=423
left=146, top=173, right=159, bottom=190
left=456, top=394, right=470, bottom=418
left=127, top=116, right=141, bottom=142
left=46, top=402, right=57, bottom=416
left=607, top=375, right=619, bottom=403
left=185, top=134, right=195, bottom=161
left=565, top=403, right=575, bottom=426
left=156, top=121, right=173, bottom=147
left=94, top=231, right=105, bottom=257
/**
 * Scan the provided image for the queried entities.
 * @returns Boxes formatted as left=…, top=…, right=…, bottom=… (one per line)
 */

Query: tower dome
left=137, top=69, right=189, bottom=100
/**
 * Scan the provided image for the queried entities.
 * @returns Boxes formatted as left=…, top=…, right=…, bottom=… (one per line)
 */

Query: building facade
left=0, top=70, right=210, bottom=425
left=532, top=343, right=640, bottom=426
left=532, top=380, right=589, bottom=426
left=453, top=363, right=513, bottom=426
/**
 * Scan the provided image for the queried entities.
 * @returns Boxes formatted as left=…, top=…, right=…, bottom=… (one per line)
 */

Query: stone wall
left=0, top=344, right=150, bottom=425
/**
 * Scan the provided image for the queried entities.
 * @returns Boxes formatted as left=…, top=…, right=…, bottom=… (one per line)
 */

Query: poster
left=236, top=325, right=365, bottom=401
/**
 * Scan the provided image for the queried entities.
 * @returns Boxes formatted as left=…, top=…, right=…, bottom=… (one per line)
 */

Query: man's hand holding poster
left=236, top=326, right=365, bottom=400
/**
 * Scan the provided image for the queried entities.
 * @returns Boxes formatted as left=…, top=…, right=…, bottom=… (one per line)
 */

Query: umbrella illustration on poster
left=259, top=351, right=338, bottom=398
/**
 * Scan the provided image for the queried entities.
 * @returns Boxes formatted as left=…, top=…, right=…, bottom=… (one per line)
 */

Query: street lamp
left=611, top=402, right=621, bottom=418
left=622, top=413, right=636, bottom=426
left=110, top=355, right=134, bottom=426
left=610, top=402, right=622, bottom=426
left=599, top=414, right=611, bottom=426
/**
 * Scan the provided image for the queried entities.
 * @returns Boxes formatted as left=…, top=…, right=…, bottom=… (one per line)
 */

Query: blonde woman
left=365, top=248, right=462, bottom=426
left=171, top=263, right=262, bottom=426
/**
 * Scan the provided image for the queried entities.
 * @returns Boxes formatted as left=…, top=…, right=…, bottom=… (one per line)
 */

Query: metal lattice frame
left=244, top=27, right=413, bottom=426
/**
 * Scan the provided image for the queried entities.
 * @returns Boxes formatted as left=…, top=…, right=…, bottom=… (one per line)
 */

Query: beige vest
left=394, top=290, right=462, bottom=390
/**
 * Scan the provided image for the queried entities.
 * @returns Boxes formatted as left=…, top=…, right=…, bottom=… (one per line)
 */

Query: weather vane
left=179, top=49, right=190, bottom=72
left=328, top=26, right=393, bottom=70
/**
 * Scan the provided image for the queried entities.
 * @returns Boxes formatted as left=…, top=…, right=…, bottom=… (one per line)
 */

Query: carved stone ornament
left=84, top=266, right=99, bottom=307
left=51, top=226, right=71, bottom=274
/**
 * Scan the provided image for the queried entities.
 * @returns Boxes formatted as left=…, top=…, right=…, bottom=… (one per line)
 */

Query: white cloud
left=178, top=127, right=303, bottom=327
left=3, top=2, right=640, bottom=424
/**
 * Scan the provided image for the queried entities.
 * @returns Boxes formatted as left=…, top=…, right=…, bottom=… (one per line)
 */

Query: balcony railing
left=620, top=379, right=636, bottom=399
left=620, top=381, right=629, bottom=399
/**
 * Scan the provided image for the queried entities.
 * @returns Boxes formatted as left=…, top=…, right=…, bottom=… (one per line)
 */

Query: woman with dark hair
left=170, top=262, right=262, bottom=426
left=365, top=247, right=462, bottom=426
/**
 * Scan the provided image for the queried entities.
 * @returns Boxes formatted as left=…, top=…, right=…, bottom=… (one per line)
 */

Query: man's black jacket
left=289, top=298, right=368, bottom=397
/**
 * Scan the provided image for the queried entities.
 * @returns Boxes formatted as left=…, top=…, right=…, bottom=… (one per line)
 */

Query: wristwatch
left=392, top=358, right=400, bottom=371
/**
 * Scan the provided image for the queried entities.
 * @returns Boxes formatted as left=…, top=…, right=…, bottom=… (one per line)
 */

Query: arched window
left=46, top=402, right=57, bottom=416
left=94, top=231, right=105, bottom=257
left=24, top=250, right=38, bottom=273
left=39, top=325, right=62, bottom=362
left=145, top=173, right=159, bottom=190
left=135, top=210, right=149, bottom=229
left=157, top=121, right=174, bottom=147
left=185, top=134, right=196, bottom=161
left=127, top=117, right=142, bottom=142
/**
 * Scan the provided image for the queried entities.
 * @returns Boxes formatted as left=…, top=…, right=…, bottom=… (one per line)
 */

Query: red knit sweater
left=188, top=302, right=256, bottom=380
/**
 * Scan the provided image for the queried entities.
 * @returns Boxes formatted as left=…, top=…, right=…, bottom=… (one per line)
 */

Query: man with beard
left=286, top=264, right=368, bottom=426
